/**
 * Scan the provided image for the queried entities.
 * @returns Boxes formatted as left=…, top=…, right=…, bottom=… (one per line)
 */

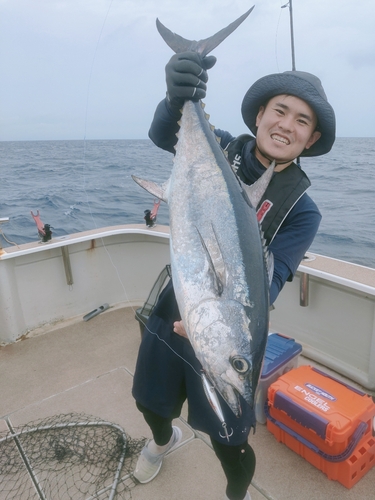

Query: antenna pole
left=289, top=0, right=296, bottom=70
left=282, top=1, right=296, bottom=71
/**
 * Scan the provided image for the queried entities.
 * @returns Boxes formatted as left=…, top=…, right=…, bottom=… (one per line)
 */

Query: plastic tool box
left=266, top=365, right=375, bottom=488
left=255, top=333, right=302, bottom=423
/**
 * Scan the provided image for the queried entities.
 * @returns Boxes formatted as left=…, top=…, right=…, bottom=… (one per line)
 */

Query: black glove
left=165, top=51, right=217, bottom=110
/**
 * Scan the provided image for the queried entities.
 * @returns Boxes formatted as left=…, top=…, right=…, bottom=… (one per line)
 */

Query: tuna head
left=187, top=297, right=267, bottom=417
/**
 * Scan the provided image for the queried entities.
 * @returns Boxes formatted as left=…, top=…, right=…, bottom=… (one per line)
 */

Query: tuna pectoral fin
left=131, top=175, right=169, bottom=203
left=196, top=226, right=224, bottom=296
left=241, top=160, right=276, bottom=209
left=156, top=6, right=254, bottom=57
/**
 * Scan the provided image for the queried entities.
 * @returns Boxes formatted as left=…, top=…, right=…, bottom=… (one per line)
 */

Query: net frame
left=0, top=413, right=146, bottom=500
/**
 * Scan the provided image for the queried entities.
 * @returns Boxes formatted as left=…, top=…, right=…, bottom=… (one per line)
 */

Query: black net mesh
left=0, top=413, right=147, bottom=500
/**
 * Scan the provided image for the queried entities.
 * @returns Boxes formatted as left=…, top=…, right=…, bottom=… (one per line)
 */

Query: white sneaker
left=133, top=426, right=182, bottom=484
left=225, top=492, right=251, bottom=500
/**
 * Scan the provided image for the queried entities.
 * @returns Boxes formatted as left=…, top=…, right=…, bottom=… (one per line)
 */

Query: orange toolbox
left=265, top=365, right=375, bottom=488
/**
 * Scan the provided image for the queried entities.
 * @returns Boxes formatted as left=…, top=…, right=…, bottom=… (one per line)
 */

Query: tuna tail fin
left=156, top=6, right=255, bottom=57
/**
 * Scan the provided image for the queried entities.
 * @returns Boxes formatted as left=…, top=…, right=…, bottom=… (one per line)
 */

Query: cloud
left=1, top=0, right=374, bottom=140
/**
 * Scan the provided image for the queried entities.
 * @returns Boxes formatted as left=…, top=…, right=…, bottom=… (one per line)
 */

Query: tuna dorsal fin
left=131, top=175, right=170, bottom=203
left=196, top=225, right=225, bottom=297
left=156, top=6, right=254, bottom=56
left=241, top=160, right=276, bottom=209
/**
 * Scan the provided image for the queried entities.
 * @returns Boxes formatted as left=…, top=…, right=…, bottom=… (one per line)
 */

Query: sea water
left=1, top=137, right=374, bottom=269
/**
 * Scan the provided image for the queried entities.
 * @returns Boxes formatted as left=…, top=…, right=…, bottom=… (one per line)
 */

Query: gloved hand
left=165, top=51, right=217, bottom=110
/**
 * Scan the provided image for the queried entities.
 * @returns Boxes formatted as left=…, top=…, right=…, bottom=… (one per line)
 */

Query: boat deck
left=1, top=306, right=374, bottom=500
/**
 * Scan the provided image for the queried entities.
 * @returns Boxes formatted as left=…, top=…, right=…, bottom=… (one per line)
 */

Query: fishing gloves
left=165, top=51, right=217, bottom=112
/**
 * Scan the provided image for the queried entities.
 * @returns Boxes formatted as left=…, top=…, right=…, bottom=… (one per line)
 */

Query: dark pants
left=133, top=281, right=257, bottom=499
left=137, top=402, right=256, bottom=500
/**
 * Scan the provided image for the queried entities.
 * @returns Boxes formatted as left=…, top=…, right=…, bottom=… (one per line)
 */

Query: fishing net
left=0, top=413, right=147, bottom=500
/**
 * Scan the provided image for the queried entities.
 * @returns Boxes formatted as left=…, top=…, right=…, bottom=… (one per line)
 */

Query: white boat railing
left=1, top=224, right=374, bottom=395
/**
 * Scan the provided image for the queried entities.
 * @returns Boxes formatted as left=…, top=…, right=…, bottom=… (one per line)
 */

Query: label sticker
left=304, top=383, right=337, bottom=402
left=294, top=385, right=332, bottom=412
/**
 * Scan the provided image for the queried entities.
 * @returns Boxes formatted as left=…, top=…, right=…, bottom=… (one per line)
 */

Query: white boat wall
left=271, top=254, right=375, bottom=392
left=1, top=224, right=374, bottom=394
left=0, top=225, right=170, bottom=344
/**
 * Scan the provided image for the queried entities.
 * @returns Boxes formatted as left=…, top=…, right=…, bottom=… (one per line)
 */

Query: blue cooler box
left=255, top=333, right=302, bottom=423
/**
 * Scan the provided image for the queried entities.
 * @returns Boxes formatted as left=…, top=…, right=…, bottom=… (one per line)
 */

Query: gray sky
left=1, top=0, right=374, bottom=141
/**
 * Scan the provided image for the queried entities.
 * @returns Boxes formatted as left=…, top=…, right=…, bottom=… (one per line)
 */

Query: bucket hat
left=241, top=71, right=336, bottom=157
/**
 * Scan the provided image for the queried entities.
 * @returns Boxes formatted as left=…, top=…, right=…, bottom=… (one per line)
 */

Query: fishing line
left=81, top=0, right=114, bottom=226
left=274, top=1, right=285, bottom=73
left=79, top=0, right=134, bottom=304
left=83, top=0, right=114, bottom=143
left=79, top=1, right=203, bottom=380
left=140, top=322, right=203, bottom=379
left=75, top=0, right=136, bottom=309
left=78, top=0, right=151, bottom=328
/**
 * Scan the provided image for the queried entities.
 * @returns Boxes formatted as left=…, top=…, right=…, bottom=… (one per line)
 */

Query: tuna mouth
left=226, top=386, right=242, bottom=417
left=271, top=134, right=290, bottom=145
left=226, top=385, right=255, bottom=417
left=219, top=377, right=255, bottom=417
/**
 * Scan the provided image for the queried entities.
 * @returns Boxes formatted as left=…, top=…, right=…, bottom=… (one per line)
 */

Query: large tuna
left=133, top=7, right=274, bottom=417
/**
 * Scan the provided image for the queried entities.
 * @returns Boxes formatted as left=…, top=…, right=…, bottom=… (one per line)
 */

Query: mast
left=282, top=1, right=300, bottom=165
left=282, top=0, right=296, bottom=71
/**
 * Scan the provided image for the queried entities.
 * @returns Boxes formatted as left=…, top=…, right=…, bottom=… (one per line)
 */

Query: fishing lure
left=201, top=372, right=233, bottom=442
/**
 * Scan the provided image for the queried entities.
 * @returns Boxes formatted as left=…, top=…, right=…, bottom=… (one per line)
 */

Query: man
left=132, top=51, right=336, bottom=500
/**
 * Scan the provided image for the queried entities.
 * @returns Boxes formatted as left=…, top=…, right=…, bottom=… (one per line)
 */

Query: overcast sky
left=1, top=0, right=374, bottom=141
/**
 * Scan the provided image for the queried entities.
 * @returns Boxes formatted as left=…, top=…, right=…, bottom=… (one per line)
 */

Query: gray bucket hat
left=241, top=71, right=336, bottom=157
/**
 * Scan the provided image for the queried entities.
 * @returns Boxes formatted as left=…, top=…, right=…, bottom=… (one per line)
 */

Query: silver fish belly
left=169, top=100, right=271, bottom=416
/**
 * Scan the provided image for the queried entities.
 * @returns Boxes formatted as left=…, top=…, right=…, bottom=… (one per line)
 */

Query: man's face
left=255, top=94, right=321, bottom=167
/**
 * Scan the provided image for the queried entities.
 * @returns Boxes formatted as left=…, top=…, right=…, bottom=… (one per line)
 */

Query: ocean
left=1, top=138, right=374, bottom=269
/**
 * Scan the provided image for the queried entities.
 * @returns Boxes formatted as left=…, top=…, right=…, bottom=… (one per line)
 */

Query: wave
left=1, top=138, right=374, bottom=269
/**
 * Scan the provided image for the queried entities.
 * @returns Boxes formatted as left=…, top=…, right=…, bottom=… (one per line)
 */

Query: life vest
left=225, top=134, right=311, bottom=245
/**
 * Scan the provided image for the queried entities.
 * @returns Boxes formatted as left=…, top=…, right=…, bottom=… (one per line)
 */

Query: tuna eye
left=230, top=356, right=250, bottom=374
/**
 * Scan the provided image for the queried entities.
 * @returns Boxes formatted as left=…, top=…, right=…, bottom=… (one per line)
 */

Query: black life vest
left=225, top=135, right=311, bottom=245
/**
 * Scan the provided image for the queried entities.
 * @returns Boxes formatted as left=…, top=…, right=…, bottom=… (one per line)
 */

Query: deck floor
left=0, top=306, right=374, bottom=500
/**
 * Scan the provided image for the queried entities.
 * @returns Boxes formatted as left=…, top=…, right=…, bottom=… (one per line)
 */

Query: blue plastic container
left=255, top=333, right=302, bottom=423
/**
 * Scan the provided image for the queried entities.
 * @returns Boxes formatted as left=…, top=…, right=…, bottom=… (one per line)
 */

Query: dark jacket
left=148, top=98, right=321, bottom=305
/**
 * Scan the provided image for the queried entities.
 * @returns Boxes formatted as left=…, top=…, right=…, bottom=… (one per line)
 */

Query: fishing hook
left=219, top=423, right=234, bottom=442
left=201, top=372, right=233, bottom=442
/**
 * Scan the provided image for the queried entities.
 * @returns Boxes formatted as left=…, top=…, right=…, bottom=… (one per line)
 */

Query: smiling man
left=132, top=58, right=336, bottom=500
left=254, top=94, right=321, bottom=169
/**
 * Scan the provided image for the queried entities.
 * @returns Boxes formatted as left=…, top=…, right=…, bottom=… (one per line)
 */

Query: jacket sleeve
left=269, top=193, right=321, bottom=305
